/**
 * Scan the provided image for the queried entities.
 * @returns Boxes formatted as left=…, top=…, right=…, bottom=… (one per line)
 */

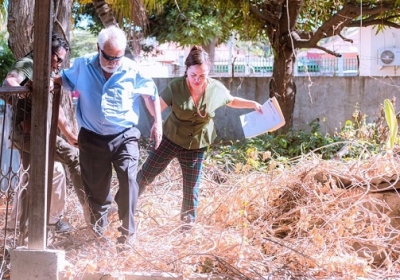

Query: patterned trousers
left=137, top=136, right=205, bottom=223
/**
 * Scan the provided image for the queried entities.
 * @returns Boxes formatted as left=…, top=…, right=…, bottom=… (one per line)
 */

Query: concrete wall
left=137, top=76, right=400, bottom=141
left=293, top=76, right=400, bottom=135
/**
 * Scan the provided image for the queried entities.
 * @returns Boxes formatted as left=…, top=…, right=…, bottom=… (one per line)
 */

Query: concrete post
left=10, top=249, right=65, bottom=280
left=338, top=56, right=344, bottom=76
left=228, top=35, right=234, bottom=75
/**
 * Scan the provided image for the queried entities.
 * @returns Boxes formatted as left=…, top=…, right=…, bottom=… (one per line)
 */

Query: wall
left=360, top=26, right=400, bottom=76
left=294, top=76, right=400, bottom=134
left=136, top=76, right=400, bottom=141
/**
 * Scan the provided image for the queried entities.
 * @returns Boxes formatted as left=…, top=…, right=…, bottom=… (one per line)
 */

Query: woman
left=137, top=45, right=262, bottom=228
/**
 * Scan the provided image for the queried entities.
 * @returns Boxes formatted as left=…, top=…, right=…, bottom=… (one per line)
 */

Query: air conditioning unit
left=378, top=48, right=400, bottom=66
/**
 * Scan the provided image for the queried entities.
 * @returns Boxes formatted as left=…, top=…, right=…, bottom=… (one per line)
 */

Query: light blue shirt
left=61, top=53, right=157, bottom=135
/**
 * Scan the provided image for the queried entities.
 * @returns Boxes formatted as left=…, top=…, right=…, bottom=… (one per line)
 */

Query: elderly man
left=54, top=26, right=162, bottom=249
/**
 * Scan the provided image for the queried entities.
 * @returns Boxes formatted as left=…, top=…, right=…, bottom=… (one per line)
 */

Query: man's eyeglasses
left=52, top=50, right=63, bottom=64
left=101, top=49, right=124, bottom=61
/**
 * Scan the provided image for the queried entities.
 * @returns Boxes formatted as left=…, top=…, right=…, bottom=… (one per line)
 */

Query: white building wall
left=360, top=26, right=400, bottom=76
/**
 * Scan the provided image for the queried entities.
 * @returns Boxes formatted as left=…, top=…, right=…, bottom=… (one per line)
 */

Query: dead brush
left=12, top=148, right=393, bottom=279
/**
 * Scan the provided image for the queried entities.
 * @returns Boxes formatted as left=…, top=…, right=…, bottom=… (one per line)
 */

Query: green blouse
left=161, top=76, right=234, bottom=150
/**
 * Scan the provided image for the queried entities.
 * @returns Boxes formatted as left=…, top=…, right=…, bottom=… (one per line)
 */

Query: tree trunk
left=128, top=30, right=142, bottom=60
left=7, top=0, right=34, bottom=59
left=53, top=0, right=72, bottom=50
left=203, top=37, right=218, bottom=73
left=53, top=0, right=79, bottom=136
left=7, top=0, right=78, bottom=140
left=269, top=47, right=296, bottom=130
left=92, top=0, right=117, bottom=28
left=264, top=0, right=301, bottom=131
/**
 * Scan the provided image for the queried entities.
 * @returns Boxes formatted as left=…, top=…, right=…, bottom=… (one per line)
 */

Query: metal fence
left=0, top=86, right=62, bottom=253
left=140, top=53, right=360, bottom=78
left=212, top=56, right=359, bottom=76
left=0, top=101, right=20, bottom=193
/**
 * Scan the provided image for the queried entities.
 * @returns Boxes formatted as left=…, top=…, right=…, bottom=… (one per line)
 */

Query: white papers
left=240, top=97, right=285, bottom=138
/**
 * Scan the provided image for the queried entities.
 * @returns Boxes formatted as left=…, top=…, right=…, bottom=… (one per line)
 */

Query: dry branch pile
left=2, top=150, right=400, bottom=279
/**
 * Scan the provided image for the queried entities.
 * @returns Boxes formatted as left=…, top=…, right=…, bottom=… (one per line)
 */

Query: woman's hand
left=150, top=123, right=163, bottom=149
left=253, top=101, right=263, bottom=113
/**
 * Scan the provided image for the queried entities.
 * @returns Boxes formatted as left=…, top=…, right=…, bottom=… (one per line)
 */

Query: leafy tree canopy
left=146, top=1, right=264, bottom=47
left=72, top=2, right=103, bottom=35
left=70, top=0, right=400, bottom=131
left=0, top=31, right=14, bottom=81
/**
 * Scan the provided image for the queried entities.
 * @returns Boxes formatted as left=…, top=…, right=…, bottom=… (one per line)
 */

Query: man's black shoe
left=53, top=220, right=72, bottom=233
left=116, top=234, right=135, bottom=253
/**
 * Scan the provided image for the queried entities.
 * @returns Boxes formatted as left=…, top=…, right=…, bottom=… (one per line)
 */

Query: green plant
left=383, top=98, right=398, bottom=150
left=0, top=31, right=15, bottom=82
left=69, top=30, right=98, bottom=59
left=206, top=102, right=395, bottom=173
left=207, top=119, right=346, bottom=172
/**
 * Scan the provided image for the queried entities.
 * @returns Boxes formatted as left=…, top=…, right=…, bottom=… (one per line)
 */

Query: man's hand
left=150, top=123, right=163, bottom=149
left=52, top=75, right=62, bottom=86
left=65, top=133, right=78, bottom=147
left=20, top=120, right=31, bottom=135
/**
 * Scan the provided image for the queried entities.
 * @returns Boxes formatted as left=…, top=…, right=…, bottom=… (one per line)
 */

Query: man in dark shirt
left=3, top=32, right=88, bottom=234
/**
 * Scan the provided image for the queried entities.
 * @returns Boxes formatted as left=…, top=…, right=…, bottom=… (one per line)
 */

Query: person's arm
left=52, top=75, right=79, bottom=145
left=52, top=75, right=62, bottom=86
left=143, top=94, right=163, bottom=149
left=227, top=96, right=263, bottom=113
left=3, top=71, right=25, bottom=87
left=58, top=106, right=78, bottom=146
left=143, top=94, right=168, bottom=115
left=2, top=71, right=28, bottom=104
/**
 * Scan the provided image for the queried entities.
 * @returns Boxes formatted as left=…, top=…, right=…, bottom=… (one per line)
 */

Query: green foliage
left=72, top=2, right=102, bottom=36
left=338, top=103, right=390, bottom=144
left=147, top=1, right=232, bottom=47
left=383, top=98, right=398, bottom=150
left=207, top=102, right=396, bottom=172
left=0, top=32, right=15, bottom=82
left=208, top=119, right=345, bottom=172
left=69, top=30, right=98, bottom=59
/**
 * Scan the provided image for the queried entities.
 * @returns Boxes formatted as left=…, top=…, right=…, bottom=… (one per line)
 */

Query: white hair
left=98, top=26, right=127, bottom=50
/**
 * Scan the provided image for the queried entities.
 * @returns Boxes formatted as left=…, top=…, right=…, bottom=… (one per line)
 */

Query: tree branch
left=308, top=2, right=360, bottom=45
left=53, top=0, right=69, bottom=46
left=291, top=38, right=341, bottom=57
left=281, top=2, right=360, bottom=53
left=338, top=33, right=353, bottom=43
left=313, top=46, right=341, bottom=57
left=349, top=19, right=400, bottom=29
left=249, top=3, right=276, bottom=26
left=295, top=30, right=313, bottom=40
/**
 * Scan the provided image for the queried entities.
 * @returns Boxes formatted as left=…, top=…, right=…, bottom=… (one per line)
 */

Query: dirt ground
left=1, top=151, right=400, bottom=279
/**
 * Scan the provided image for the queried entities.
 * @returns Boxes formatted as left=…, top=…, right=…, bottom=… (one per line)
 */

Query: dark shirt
left=8, top=52, right=34, bottom=126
